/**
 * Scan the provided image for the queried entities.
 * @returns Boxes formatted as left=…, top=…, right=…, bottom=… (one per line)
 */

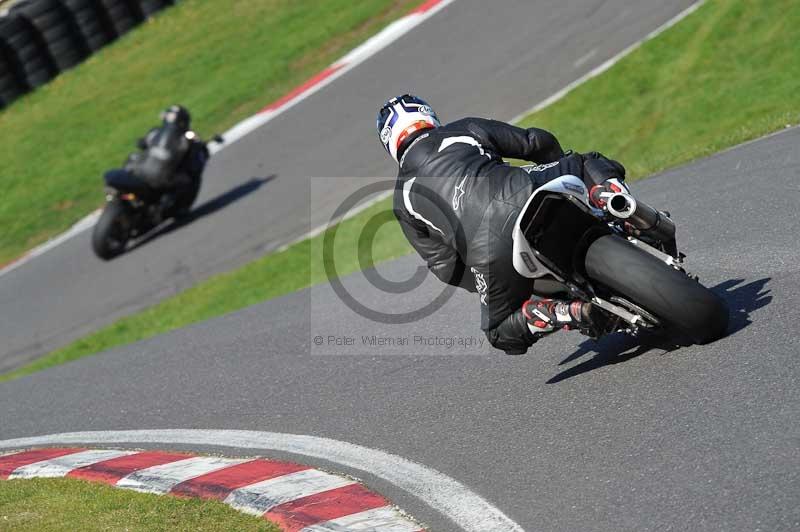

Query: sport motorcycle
left=91, top=131, right=222, bottom=260
left=512, top=173, right=728, bottom=343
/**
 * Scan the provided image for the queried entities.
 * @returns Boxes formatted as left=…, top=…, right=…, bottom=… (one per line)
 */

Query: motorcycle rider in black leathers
left=378, top=95, right=624, bottom=355
left=126, top=105, right=207, bottom=215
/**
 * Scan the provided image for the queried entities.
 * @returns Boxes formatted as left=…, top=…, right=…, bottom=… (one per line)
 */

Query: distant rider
left=378, top=94, right=625, bottom=354
left=126, top=105, right=208, bottom=214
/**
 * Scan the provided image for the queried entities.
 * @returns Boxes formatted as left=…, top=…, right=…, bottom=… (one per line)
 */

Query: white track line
left=2, top=448, right=422, bottom=529
left=225, top=469, right=355, bottom=516
left=116, top=456, right=249, bottom=494
left=9, top=449, right=134, bottom=478
left=509, top=0, right=705, bottom=123
left=0, top=0, right=457, bottom=279
left=0, top=209, right=101, bottom=277
left=0, top=429, right=524, bottom=532
left=0, top=0, right=705, bottom=278
left=216, top=0, right=458, bottom=148
left=275, top=189, right=394, bottom=254
left=297, top=0, right=708, bottom=251
left=302, top=506, right=422, bottom=532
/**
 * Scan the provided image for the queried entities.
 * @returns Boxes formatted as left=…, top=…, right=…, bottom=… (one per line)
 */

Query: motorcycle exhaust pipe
left=607, top=193, right=676, bottom=243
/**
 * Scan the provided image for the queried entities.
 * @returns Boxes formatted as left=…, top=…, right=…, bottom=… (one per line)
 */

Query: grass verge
left=0, top=199, right=413, bottom=382
left=0, top=477, right=279, bottom=531
left=516, top=0, right=800, bottom=178
left=3, top=0, right=799, bottom=382
left=0, top=0, right=421, bottom=264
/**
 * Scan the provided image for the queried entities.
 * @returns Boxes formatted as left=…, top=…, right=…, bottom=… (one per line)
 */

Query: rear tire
left=92, top=199, right=130, bottom=260
left=584, top=235, right=729, bottom=344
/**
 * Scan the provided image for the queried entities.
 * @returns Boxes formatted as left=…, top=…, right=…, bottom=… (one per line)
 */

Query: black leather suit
left=393, top=117, right=623, bottom=354
left=127, top=124, right=205, bottom=191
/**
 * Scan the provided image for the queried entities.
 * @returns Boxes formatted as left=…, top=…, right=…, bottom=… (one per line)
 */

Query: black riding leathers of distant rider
left=392, top=117, right=625, bottom=354
left=122, top=124, right=208, bottom=217
left=127, top=124, right=205, bottom=192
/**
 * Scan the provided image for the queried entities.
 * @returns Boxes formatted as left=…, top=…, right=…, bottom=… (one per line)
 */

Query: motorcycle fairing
left=512, top=174, right=604, bottom=280
left=104, top=169, right=159, bottom=201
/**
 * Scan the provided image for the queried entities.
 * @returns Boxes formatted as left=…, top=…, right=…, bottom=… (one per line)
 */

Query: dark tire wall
left=138, top=0, right=172, bottom=18
left=11, top=0, right=89, bottom=72
left=62, top=0, right=115, bottom=51
left=99, top=0, right=143, bottom=37
left=0, top=0, right=177, bottom=109
left=0, top=13, right=56, bottom=92
left=584, top=234, right=730, bottom=344
left=0, top=37, right=27, bottom=105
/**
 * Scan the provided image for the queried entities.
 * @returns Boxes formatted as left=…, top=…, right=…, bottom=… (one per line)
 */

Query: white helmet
left=377, top=94, right=440, bottom=163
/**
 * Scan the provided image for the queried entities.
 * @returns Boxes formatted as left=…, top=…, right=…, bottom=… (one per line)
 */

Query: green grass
left=3, top=0, right=799, bottom=382
left=1, top=199, right=413, bottom=382
left=0, top=0, right=420, bottom=265
left=516, top=0, right=800, bottom=179
left=0, top=477, right=279, bottom=531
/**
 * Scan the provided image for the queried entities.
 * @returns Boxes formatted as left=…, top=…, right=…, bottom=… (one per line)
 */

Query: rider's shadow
left=186, top=175, right=276, bottom=221
left=130, top=175, right=276, bottom=249
left=547, top=277, right=772, bottom=384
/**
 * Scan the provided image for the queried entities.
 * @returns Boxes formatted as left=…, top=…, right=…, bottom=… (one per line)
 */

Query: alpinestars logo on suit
left=452, top=175, right=468, bottom=210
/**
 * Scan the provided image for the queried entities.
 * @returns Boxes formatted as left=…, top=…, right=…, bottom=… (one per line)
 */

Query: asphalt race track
left=1, top=127, right=798, bottom=530
left=0, top=0, right=698, bottom=371
left=3, top=0, right=798, bottom=530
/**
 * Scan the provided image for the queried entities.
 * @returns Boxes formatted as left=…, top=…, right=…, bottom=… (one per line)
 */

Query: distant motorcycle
left=512, top=173, right=728, bottom=344
left=91, top=127, right=223, bottom=260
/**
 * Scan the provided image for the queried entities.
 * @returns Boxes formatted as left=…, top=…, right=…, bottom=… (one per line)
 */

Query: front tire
left=92, top=199, right=130, bottom=260
left=174, top=176, right=201, bottom=217
left=584, top=235, right=729, bottom=344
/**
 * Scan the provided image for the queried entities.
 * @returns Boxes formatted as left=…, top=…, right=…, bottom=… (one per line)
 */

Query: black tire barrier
left=11, top=0, right=89, bottom=71
left=0, top=13, right=56, bottom=90
left=137, top=0, right=172, bottom=18
left=0, top=45, right=26, bottom=107
left=62, top=0, right=116, bottom=52
left=0, top=84, right=25, bottom=108
left=98, top=0, right=143, bottom=38
left=0, top=0, right=177, bottom=110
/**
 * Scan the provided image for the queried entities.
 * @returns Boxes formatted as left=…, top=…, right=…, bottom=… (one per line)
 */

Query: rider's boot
left=523, top=297, right=615, bottom=338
